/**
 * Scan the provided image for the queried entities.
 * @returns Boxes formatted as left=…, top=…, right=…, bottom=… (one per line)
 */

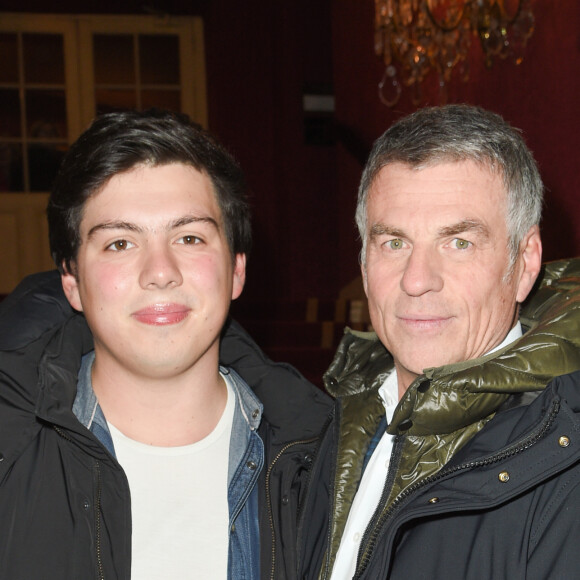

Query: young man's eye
left=452, top=238, right=472, bottom=250
left=177, top=235, right=202, bottom=245
left=106, top=239, right=134, bottom=251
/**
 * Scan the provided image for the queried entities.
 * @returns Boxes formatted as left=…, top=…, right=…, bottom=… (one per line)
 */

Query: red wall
left=204, top=0, right=339, bottom=302
left=331, top=0, right=580, bottom=288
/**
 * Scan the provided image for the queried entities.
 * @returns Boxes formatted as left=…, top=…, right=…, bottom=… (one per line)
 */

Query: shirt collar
left=72, top=350, right=99, bottom=429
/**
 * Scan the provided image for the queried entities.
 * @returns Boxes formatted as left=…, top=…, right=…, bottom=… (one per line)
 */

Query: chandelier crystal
left=374, top=0, right=535, bottom=106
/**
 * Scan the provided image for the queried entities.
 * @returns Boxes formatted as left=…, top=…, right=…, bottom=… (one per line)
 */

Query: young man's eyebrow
left=437, top=219, right=490, bottom=239
left=87, top=221, right=142, bottom=239
left=169, top=215, right=219, bottom=230
left=87, top=215, right=219, bottom=239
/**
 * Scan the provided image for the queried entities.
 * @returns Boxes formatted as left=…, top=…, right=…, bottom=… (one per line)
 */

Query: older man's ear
left=516, top=225, right=542, bottom=304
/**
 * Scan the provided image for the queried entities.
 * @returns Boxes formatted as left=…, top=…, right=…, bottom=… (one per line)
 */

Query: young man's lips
left=132, top=304, right=191, bottom=325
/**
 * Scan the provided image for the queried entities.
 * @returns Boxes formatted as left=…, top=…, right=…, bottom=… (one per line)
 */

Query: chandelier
left=374, top=0, right=535, bottom=106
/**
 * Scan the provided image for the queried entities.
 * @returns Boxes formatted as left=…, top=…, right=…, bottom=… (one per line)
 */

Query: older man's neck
left=395, top=321, right=524, bottom=400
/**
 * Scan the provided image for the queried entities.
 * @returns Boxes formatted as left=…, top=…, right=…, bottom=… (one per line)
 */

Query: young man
left=0, top=109, right=332, bottom=579
left=315, top=105, right=580, bottom=579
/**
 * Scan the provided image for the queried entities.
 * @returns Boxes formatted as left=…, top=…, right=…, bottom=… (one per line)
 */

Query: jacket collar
left=325, top=258, right=580, bottom=437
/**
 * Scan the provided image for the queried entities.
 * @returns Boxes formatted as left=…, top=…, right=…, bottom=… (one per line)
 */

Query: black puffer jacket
left=0, top=270, right=333, bottom=580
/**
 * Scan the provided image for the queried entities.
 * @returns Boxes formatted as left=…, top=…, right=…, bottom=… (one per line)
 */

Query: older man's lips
left=399, top=315, right=452, bottom=330
left=132, top=304, right=191, bottom=325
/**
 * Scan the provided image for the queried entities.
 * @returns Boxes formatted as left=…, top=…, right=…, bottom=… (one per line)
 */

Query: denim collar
left=72, top=351, right=114, bottom=455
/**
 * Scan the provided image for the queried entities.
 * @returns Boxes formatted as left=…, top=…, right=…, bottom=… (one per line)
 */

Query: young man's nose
left=139, top=246, right=183, bottom=289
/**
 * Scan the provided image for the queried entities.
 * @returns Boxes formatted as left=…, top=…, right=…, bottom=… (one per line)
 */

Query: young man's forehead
left=78, top=163, right=218, bottom=222
left=85, top=163, right=218, bottom=205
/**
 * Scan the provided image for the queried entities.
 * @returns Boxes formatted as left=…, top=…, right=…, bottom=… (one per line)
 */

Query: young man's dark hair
left=47, top=108, right=252, bottom=274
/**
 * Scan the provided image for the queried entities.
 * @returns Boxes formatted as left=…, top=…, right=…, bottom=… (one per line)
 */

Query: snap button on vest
left=559, top=436, right=571, bottom=447
left=326, top=376, right=338, bottom=389
left=498, top=471, right=510, bottom=483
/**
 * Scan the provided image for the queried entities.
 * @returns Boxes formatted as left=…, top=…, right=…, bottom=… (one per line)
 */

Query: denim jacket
left=73, top=352, right=264, bottom=579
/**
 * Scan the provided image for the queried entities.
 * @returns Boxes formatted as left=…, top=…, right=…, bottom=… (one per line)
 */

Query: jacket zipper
left=295, top=412, right=334, bottom=577
left=265, top=436, right=319, bottom=580
left=53, top=425, right=105, bottom=580
left=94, top=460, right=104, bottom=580
left=352, top=397, right=561, bottom=579
left=320, top=404, right=342, bottom=580
left=353, top=433, right=404, bottom=569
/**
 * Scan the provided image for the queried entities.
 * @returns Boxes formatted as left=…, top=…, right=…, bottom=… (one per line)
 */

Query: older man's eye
left=387, top=239, right=404, bottom=250
left=452, top=238, right=472, bottom=250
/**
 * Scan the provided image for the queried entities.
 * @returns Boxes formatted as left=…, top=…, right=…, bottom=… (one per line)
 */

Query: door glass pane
left=140, top=35, right=180, bottom=84
left=0, top=89, right=22, bottom=137
left=26, top=89, right=67, bottom=139
left=28, top=143, right=64, bottom=191
left=0, top=144, right=23, bottom=191
left=0, top=34, right=18, bottom=83
left=94, top=35, right=135, bottom=84
left=95, top=89, right=138, bottom=113
left=142, top=90, right=180, bottom=112
left=23, top=34, right=65, bottom=84
left=25, top=89, right=67, bottom=192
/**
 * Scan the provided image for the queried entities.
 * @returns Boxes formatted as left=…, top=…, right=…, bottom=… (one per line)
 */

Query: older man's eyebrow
left=438, top=219, right=491, bottom=239
left=87, top=215, right=219, bottom=239
left=369, top=223, right=406, bottom=240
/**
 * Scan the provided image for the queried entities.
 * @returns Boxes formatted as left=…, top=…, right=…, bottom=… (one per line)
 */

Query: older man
left=318, top=105, right=580, bottom=579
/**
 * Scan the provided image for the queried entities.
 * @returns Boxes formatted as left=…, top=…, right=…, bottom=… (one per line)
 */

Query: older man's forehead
left=368, top=160, right=507, bottom=202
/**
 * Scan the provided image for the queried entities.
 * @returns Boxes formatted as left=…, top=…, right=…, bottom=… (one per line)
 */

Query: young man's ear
left=231, top=253, right=246, bottom=301
left=61, top=263, right=83, bottom=312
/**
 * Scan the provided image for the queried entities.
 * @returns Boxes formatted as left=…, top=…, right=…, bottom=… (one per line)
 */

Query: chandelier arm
left=504, top=0, right=525, bottom=26
left=425, top=0, right=468, bottom=32
left=378, top=65, right=402, bottom=107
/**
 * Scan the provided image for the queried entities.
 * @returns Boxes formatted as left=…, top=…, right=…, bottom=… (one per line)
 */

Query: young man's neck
left=91, top=355, right=228, bottom=447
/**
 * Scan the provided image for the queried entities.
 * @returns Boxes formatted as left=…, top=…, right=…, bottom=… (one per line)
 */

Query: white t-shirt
left=330, top=323, right=523, bottom=579
left=109, top=374, right=235, bottom=579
